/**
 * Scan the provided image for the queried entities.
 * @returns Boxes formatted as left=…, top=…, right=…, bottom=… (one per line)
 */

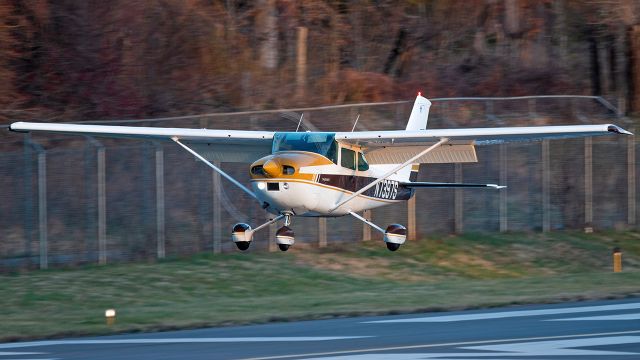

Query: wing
left=336, top=124, right=632, bottom=164
left=9, top=122, right=274, bottom=163
left=336, top=124, right=631, bottom=147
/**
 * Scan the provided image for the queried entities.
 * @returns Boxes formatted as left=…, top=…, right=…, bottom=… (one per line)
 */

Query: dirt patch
left=294, top=252, right=431, bottom=281
left=295, top=252, right=391, bottom=276
left=434, top=252, right=520, bottom=277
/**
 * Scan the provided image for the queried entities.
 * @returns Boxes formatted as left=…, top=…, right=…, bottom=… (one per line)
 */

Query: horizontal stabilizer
left=404, top=182, right=506, bottom=189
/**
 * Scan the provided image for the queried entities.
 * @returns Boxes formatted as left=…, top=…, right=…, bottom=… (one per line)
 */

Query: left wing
left=336, top=124, right=632, bottom=165
left=9, top=122, right=274, bottom=163
left=336, top=124, right=631, bottom=148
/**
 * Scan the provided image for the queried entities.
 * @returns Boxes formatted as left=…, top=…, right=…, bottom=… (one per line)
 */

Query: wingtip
left=488, top=184, right=507, bottom=189
left=608, top=125, right=633, bottom=136
left=8, top=122, right=28, bottom=133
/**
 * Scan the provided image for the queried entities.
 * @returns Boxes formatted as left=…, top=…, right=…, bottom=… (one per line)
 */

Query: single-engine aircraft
left=10, top=94, right=633, bottom=251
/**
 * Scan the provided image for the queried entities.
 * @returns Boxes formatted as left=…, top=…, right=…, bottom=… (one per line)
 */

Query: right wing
left=9, top=122, right=274, bottom=163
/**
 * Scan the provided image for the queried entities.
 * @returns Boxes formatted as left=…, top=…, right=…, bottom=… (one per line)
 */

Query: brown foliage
left=1, top=0, right=639, bottom=122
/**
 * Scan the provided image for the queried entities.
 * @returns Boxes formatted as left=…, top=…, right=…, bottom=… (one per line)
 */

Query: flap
left=365, top=144, right=477, bottom=164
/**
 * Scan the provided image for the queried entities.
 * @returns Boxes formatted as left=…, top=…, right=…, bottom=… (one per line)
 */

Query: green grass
left=1, top=230, right=640, bottom=341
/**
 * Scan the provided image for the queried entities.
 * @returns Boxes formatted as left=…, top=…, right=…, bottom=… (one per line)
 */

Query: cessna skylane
left=10, top=94, right=632, bottom=251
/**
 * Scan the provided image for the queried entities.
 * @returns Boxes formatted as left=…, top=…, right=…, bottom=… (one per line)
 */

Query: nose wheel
left=276, top=213, right=295, bottom=251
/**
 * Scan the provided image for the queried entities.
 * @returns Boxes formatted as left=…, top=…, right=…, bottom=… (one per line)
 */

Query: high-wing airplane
left=10, top=94, right=633, bottom=252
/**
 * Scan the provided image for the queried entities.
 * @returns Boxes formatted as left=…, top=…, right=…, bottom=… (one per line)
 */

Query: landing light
left=257, top=182, right=266, bottom=190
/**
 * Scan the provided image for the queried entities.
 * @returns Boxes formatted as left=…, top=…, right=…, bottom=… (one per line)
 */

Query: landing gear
left=348, top=211, right=407, bottom=252
left=230, top=212, right=296, bottom=252
left=232, top=223, right=253, bottom=251
left=275, top=213, right=295, bottom=251
left=384, top=224, right=407, bottom=252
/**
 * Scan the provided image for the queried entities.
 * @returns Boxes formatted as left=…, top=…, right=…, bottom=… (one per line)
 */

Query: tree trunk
left=630, top=25, right=640, bottom=113
left=504, top=0, right=520, bottom=35
left=258, top=0, right=277, bottom=70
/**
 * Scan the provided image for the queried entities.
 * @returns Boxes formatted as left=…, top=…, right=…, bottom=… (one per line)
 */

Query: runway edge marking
left=237, top=329, right=640, bottom=360
left=364, top=302, right=640, bottom=323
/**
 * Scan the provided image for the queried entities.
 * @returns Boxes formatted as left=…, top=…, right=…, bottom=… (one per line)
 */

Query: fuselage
left=249, top=132, right=414, bottom=216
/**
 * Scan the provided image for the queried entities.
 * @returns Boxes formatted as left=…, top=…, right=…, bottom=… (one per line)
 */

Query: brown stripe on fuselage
left=249, top=178, right=408, bottom=204
left=315, top=174, right=413, bottom=201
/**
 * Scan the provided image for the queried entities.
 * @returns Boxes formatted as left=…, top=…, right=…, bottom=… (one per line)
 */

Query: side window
left=341, top=148, right=356, bottom=170
left=326, top=141, right=338, bottom=164
left=357, top=152, right=369, bottom=171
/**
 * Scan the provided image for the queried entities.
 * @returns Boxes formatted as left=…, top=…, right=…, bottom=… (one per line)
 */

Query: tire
left=386, top=242, right=401, bottom=251
left=278, top=244, right=290, bottom=252
left=235, top=241, right=251, bottom=251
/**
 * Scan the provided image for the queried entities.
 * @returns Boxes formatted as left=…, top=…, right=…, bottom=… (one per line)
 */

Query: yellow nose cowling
left=262, top=159, right=280, bottom=177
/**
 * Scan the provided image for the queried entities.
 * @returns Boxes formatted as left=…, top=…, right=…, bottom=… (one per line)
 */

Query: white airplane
left=10, top=94, right=632, bottom=252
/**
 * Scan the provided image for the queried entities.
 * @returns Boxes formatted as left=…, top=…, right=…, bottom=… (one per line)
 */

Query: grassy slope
left=2, top=230, right=640, bottom=341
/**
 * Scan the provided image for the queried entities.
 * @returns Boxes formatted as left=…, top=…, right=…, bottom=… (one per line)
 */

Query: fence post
left=318, top=218, right=327, bottom=247
left=23, top=134, right=34, bottom=267
left=97, top=145, right=107, bottom=264
left=85, top=137, right=107, bottom=264
left=542, top=140, right=551, bottom=232
left=407, top=195, right=416, bottom=240
left=528, top=98, right=537, bottom=119
left=155, top=145, right=166, bottom=259
left=454, top=163, right=463, bottom=233
left=25, top=136, right=47, bottom=269
left=37, top=151, right=47, bottom=269
left=628, top=134, right=636, bottom=227
left=499, top=144, right=508, bottom=232
left=584, top=137, right=593, bottom=231
left=212, top=161, right=222, bottom=254
left=268, top=213, right=277, bottom=252
left=362, top=209, right=372, bottom=241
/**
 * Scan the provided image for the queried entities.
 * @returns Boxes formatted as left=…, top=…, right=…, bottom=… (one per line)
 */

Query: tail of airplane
left=396, top=93, right=432, bottom=181
left=405, top=93, right=431, bottom=131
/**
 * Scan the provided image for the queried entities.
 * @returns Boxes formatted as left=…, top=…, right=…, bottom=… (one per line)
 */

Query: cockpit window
left=357, top=152, right=369, bottom=171
left=341, top=148, right=356, bottom=170
left=272, top=132, right=337, bottom=163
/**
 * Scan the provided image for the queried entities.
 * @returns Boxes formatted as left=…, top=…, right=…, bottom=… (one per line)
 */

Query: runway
left=2, top=297, right=640, bottom=359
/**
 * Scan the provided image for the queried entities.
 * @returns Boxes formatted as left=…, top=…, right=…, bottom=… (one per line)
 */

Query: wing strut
left=172, top=137, right=260, bottom=202
left=328, top=138, right=449, bottom=213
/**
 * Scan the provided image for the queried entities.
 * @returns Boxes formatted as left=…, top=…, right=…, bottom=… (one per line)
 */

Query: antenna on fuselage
left=350, top=114, right=360, bottom=132
left=295, top=113, right=304, bottom=132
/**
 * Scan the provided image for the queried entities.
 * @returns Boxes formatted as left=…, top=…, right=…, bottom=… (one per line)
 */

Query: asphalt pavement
left=2, top=297, right=640, bottom=359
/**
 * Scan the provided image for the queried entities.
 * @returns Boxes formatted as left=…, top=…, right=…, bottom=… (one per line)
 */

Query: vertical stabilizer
left=396, top=94, right=431, bottom=182
left=405, top=93, right=431, bottom=131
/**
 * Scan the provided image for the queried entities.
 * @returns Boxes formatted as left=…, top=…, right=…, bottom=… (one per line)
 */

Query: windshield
left=272, top=132, right=338, bottom=162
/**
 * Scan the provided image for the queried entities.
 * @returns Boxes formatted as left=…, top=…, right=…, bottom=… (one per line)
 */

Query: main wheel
left=386, top=242, right=401, bottom=252
left=278, top=244, right=290, bottom=252
left=235, top=241, right=251, bottom=251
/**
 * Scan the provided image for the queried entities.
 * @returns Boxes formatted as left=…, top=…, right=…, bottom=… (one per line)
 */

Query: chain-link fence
left=0, top=96, right=635, bottom=270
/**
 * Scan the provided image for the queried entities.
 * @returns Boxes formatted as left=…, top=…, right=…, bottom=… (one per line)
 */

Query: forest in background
left=2, top=0, right=640, bottom=123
